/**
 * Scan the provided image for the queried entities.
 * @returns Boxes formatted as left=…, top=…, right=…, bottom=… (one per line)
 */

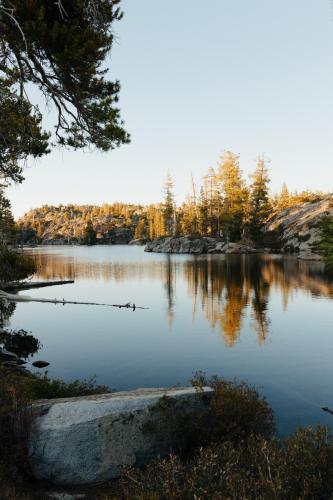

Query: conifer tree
left=0, top=189, right=15, bottom=245
left=180, top=197, right=197, bottom=236
left=203, top=168, right=221, bottom=236
left=163, top=172, right=175, bottom=236
left=134, top=219, right=146, bottom=239
left=217, top=151, right=247, bottom=241
left=248, top=156, right=272, bottom=243
left=0, top=0, right=129, bottom=184
left=198, top=187, right=209, bottom=236
left=276, top=183, right=292, bottom=212
left=83, top=220, right=97, bottom=245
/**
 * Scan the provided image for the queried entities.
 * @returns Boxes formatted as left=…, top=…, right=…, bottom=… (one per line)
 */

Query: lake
left=5, top=245, right=333, bottom=435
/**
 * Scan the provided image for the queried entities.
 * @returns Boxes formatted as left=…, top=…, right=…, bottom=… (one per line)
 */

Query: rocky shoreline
left=144, top=237, right=268, bottom=255
left=144, top=236, right=323, bottom=260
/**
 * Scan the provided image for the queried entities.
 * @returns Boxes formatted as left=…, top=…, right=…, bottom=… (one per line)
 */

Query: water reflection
left=28, top=250, right=333, bottom=348
left=0, top=301, right=16, bottom=328
left=0, top=302, right=41, bottom=361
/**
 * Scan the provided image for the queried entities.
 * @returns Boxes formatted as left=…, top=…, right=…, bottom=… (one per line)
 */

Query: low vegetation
left=318, top=216, right=333, bottom=266
left=0, top=189, right=36, bottom=286
left=0, top=249, right=36, bottom=285
left=1, top=370, right=333, bottom=499
left=114, top=426, right=333, bottom=500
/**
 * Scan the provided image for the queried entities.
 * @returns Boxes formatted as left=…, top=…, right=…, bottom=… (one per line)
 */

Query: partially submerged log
left=0, top=290, right=148, bottom=311
left=2, top=280, right=75, bottom=292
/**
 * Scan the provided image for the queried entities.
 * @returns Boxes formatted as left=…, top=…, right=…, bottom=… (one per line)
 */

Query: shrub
left=116, top=427, right=333, bottom=500
left=0, top=249, right=36, bottom=283
left=317, top=217, right=333, bottom=265
left=25, top=372, right=110, bottom=400
left=149, top=373, right=275, bottom=456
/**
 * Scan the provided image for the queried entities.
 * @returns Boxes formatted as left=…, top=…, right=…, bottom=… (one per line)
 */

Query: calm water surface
left=6, top=245, right=333, bottom=435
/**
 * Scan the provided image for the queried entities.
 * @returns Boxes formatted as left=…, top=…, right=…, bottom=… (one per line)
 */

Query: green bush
left=24, top=372, right=110, bottom=400
left=317, top=217, right=333, bottom=265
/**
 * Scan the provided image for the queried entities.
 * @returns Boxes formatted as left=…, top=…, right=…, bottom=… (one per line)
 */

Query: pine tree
left=83, top=221, right=97, bottom=245
left=217, top=151, right=247, bottom=241
left=163, top=172, right=175, bottom=236
left=134, top=219, right=146, bottom=240
left=276, top=183, right=292, bottom=212
left=248, top=156, right=272, bottom=243
left=0, top=189, right=16, bottom=246
left=0, top=0, right=129, bottom=184
left=180, top=197, right=197, bottom=236
left=203, top=168, right=221, bottom=237
left=198, top=187, right=209, bottom=236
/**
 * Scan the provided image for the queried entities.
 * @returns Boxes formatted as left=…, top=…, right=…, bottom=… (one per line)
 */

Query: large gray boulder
left=28, top=387, right=212, bottom=486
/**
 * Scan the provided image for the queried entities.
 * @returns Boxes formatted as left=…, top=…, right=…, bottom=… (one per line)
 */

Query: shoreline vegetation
left=1, top=179, right=333, bottom=498
left=14, top=157, right=333, bottom=261
left=0, top=3, right=333, bottom=495
left=2, top=366, right=333, bottom=498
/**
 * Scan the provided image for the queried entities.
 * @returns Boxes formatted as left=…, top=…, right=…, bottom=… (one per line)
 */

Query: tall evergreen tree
left=248, top=156, right=272, bottom=243
left=134, top=219, right=146, bottom=239
left=217, top=151, right=247, bottom=241
left=276, top=183, right=292, bottom=212
left=163, top=172, right=175, bottom=236
left=0, top=188, right=15, bottom=246
left=203, top=168, right=221, bottom=237
left=0, top=0, right=129, bottom=184
left=180, top=197, right=197, bottom=236
left=83, top=220, right=97, bottom=245
left=198, top=187, right=209, bottom=236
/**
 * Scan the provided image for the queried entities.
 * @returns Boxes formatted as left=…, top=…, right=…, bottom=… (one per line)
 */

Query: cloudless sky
left=8, top=0, right=333, bottom=217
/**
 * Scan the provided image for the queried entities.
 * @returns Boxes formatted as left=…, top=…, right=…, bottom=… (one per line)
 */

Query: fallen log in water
left=2, top=280, right=75, bottom=291
left=0, top=290, right=148, bottom=310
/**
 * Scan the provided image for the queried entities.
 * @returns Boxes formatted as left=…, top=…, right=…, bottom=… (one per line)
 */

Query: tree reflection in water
left=0, top=301, right=41, bottom=360
left=27, top=251, right=333, bottom=348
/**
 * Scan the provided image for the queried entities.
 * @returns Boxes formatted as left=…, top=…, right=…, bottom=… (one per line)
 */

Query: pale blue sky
left=8, top=0, right=333, bottom=217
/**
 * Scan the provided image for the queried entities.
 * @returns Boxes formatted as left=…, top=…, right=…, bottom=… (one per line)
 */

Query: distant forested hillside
left=17, top=152, right=328, bottom=246
left=18, top=203, right=147, bottom=245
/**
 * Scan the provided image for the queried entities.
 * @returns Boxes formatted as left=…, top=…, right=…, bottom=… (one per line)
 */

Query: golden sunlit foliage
left=18, top=151, right=328, bottom=245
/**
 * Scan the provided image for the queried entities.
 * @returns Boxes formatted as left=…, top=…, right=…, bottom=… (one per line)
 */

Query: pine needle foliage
left=0, top=0, right=129, bottom=183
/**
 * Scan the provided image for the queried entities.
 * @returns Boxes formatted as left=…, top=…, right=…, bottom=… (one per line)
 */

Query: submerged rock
left=32, top=360, right=50, bottom=368
left=29, top=387, right=212, bottom=486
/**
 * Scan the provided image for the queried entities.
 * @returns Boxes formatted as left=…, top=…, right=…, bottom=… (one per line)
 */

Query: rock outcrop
left=28, top=387, right=212, bottom=486
left=103, top=228, right=133, bottom=244
left=144, top=237, right=264, bottom=255
left=128, top=238, right=147, bottom=245
left=265, top=194, right=333, bottom=260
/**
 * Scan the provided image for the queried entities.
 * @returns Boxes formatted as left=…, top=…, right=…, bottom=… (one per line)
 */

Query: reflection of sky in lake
left=7, top=245, right=333, bottom=435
